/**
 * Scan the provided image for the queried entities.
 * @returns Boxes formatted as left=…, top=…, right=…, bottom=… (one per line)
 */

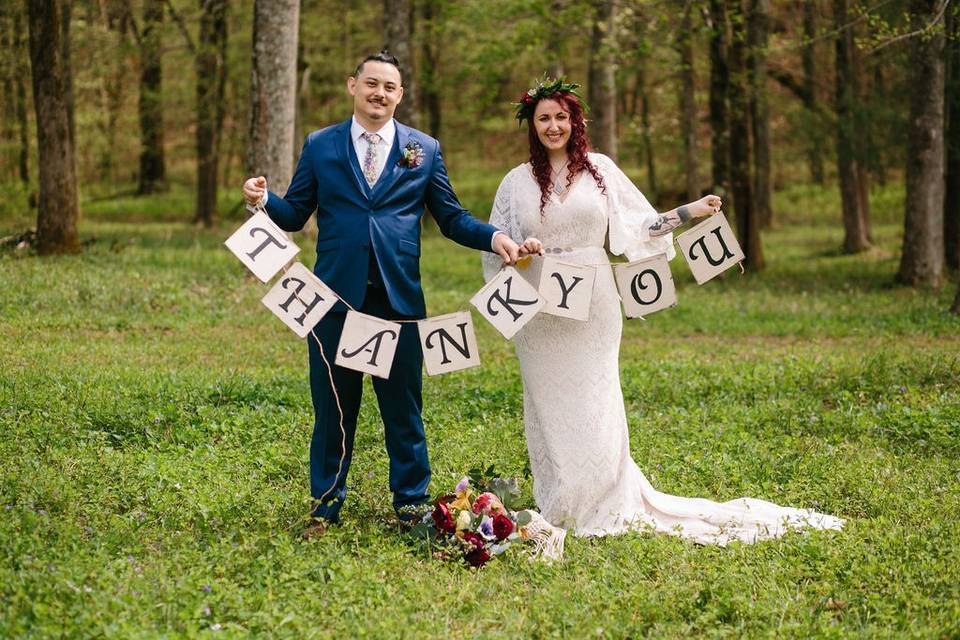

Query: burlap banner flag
left=224, top=208, right=300, bottom=283
left=613, top=253, right=677, bottom=318
left=336, top=311, right=402, bottom=379
left=537, top=257, right=596, bottom=322
left=417, top=311, right=481, bottom=376
left=470, top=266, right=545, bottom=339
left=261, top=262, right=339, bottom=338
left=675, top=214, right=744, bottom=284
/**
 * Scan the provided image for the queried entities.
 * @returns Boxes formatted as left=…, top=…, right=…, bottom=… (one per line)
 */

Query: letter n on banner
left=224, top=208, right=301, bottom=283
left=417, top=311, right=481, bottom=376
left=335, top=311, right=402, bottom=379
left=470, top=266, right=545, bottom=339
left=613, top=254, right=677, bottom=318
left=674, top=214, right=744, bottom=284
left=261, top=262, right=338, bottom=338
left=537, top=257, right=595, bottom=321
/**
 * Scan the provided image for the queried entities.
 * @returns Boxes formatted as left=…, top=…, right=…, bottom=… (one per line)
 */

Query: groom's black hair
left=353, top=49, right=402, bottom=83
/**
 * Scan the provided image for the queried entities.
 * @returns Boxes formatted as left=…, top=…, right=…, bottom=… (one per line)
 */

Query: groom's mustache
left=368, top=97, right=387, bottom=105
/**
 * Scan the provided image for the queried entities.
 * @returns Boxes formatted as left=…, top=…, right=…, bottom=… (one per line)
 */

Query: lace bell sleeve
left=481, top=169, right=522, bottom=282
left=598, top=154, right=677, bottom=262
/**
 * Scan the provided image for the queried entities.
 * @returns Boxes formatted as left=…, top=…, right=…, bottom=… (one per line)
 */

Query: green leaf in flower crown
left=515, top=510, right=532, bottom=527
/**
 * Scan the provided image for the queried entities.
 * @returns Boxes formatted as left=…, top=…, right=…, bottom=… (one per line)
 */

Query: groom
left=242, top=50, right=521, bottom=537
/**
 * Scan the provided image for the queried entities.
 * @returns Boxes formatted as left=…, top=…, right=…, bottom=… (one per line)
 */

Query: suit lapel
left=370, top=124, right=409, bottom=202
left=337, top=120, right=371, bottom=199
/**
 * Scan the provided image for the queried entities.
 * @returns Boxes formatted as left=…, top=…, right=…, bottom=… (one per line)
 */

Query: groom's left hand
left=492, top=233, right=522, bottom=266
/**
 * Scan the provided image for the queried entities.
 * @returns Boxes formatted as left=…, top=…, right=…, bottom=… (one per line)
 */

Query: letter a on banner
left=537, top=257, right=595, bottom=321
left=224, top=207, right=300, bottom=283
left=417, top=311, right=481, bottom=376
left=674, top=214, right=744, bottom=284
left=613, top=254, right=677, bottom=318
left=336, top=311, right=402, bottom=379
left=261, top=262, right=339, bottom=338
left=470, top=267, right=545, bottom=339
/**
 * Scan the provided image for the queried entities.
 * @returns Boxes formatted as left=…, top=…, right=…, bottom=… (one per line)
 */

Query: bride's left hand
left=519, top=237, right=543, bottom=256
left=688, top=194, right=723, bottom=218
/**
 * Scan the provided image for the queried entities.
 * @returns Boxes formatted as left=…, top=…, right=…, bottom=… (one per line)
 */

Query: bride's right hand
left=519, top=237, right=543, bottom=256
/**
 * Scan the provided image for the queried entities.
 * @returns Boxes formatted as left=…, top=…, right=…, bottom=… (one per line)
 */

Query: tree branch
left=163, top=0, right=196, bottom=54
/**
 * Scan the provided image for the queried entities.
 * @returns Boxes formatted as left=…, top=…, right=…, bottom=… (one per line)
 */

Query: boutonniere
left=397, top=140, right=425, bottom=169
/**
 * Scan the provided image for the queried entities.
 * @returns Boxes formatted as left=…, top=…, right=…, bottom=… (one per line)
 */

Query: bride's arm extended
left=648, top=195, right=723, bottom=238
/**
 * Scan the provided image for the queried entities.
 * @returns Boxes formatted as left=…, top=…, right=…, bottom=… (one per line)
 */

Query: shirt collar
left=351, top=116, right=396, bottom=147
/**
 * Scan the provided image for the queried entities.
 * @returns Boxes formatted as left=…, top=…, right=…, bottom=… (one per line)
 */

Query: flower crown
left=513, top=76, right=589, bottom=124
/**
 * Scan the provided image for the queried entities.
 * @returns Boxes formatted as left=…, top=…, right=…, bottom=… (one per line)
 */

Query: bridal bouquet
left=406, top=466, right=565, bottom=567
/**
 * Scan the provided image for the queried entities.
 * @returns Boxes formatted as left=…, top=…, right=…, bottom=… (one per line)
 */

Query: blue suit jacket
left=264, top=119, right=499, bottom=318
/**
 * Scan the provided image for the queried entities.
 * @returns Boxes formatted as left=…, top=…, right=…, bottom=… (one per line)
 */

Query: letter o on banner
left=613, top=254, right=677, bottom=319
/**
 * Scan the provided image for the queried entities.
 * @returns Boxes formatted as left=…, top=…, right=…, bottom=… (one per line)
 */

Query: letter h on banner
left=470, top=266, right=545, bottom=339
left=261, top=262, right=339, bottom=338
left=224, top=207, right=301, bottom=283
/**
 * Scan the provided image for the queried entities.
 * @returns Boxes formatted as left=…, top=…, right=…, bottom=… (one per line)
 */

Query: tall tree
left=195, top=0, right=228, bottom=227
left=897, top=0, right=946, bottom=287
left=587, top=0, right=618, bottom=161
left=748, top=0, right=772, bottom=228
left=834, top=0, right=871, bottom=253
left=728, top=0, right=763, bottom=269
left=677, top=0, right=699, bottom=202
left=138, top=0, right=166, bottom=194
left=706, top=0, right=730, bottom=196
left=419, top=0, right=442, bottom=138
left=27, top=0, right=79, bottom=254
left=802, top=0, right=825, bottom=184
left=544, top=0, right=567, bottom=78
left=384, top=0, right=417, bottom=127
left=945, top=1, right=959, bottom=270
left=248, top=0, right=300, bottom=193
left=13, top=7, right=29, bottom=186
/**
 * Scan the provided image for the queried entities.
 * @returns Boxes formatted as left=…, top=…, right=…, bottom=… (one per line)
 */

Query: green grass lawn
left=1, top=179, right=959, bottom=638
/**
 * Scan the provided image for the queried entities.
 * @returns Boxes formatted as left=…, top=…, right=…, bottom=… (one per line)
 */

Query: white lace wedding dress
left=482, top=153, right=844, bottom=543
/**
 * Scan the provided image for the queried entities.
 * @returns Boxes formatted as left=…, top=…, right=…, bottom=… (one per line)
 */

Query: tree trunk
left=678, top=0, right=699, bottom=201
left=248, top=0, right=300, bottom=194
left=952, top=281, right=960, bottom=314
left=945, top=1, right=959, bottom=270
left=707, top=0, right=730, bottom=196
left=587, top=0, right=618, bottom=161
left=748, top=0, right=772, bottom=228
left=138, top=0, right=166, bottom=194
left=27, top=0, right=79, bottom=254
left=420, top=0, right=441, bottom=138
left=802, top=0, right=824, bottom=184
left=545, top=0, right=567, bottom=79
left=384, top=0, right=416, bottom=127
left=637, top=61, right=657, bottom=203
left=1, top=7, right=15, bottom=171
left=834, top=0, right=870, bottom=253
left=195, top=0, right=228, bottom=227
left=729, top=0, right=763, bottom=270
left=897, top=0, right=946, bottom=288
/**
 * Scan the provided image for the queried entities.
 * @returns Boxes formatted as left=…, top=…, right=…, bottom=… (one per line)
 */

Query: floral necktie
left=361, top=132, right=381, bottom=187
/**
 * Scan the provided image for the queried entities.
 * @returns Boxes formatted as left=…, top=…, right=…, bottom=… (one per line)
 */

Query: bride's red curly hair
left=526, top=91, right=606, bottom=216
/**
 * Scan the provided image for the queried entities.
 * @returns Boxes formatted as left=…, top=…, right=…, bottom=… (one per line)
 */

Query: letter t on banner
left=470, top=267, right=545, bottom=339
left=335, top=311, right=402, bottom=379
left=224, top=208, right=300, bottom=283
left=261, top=263, right=339, bottom=338
left=674, top=214, right=744, bottom=284
left=613, top=254, right=677, bottom=318
left=417, top=312, right=481, bottom=376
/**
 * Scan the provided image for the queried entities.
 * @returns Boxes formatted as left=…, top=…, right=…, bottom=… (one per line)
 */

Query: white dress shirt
left=350, top=116, right=396, bottom=185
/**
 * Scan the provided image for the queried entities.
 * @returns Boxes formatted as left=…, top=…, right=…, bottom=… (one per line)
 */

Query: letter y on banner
left=417, top=312, right=481, bottom=376
left=336, top=311, right=402, bottom=379
left=675, top=214, right=744, bottom=284
left=224, top=208, right=300, bottom=283
left=537, top=257, right=595, bottom=321
left=470, top=267, right=545, bottom=339
left=261, top=263, right=338, bottom=338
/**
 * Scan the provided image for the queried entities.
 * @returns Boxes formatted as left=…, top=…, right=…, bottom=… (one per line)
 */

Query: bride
left=482, top=78, right=844, bottom=544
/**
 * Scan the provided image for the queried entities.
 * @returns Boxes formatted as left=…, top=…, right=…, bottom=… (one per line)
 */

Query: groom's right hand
left=243, top=176, right=268, bottom=206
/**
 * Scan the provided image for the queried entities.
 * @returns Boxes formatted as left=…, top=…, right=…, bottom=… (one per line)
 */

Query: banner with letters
left=226, top=208, right=743, bottom=379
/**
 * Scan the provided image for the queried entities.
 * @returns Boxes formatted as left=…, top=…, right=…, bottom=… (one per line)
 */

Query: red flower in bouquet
left=462, top=531, right=491, bottom=568
left=431, top=499, right=456, bottom=534
left=492, top=513, right=514, bottom=540
left=472, top=492, right=504, bottom=516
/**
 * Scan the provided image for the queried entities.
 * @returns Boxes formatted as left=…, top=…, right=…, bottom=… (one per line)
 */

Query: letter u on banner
left=613, top=254, right=677, bottom=318
left=674, top=214, right=744, bottom=284
left=261, top=262, right=338, bottom=338
left=417, top=311, right=481, bottom=376
left=224, top=208, right=300, bottom=283
left=470, top=266, right=545, bottom=339
left=335, top=311, right=402, bottom=379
